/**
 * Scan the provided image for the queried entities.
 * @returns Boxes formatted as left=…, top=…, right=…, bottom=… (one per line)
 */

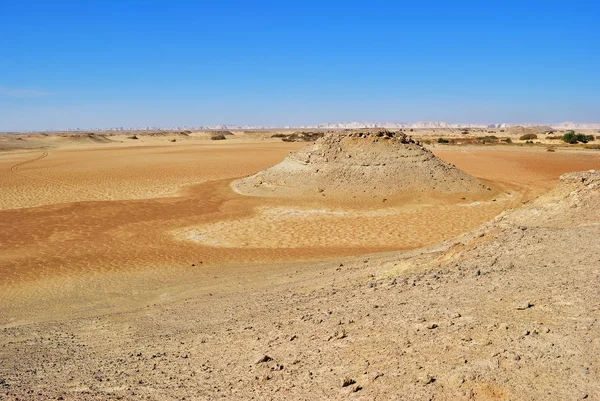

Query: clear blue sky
left=1, top=0, right=598, bottom=130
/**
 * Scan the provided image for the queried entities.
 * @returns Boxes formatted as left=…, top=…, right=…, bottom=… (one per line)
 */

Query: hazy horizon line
left=3, top=120, right=600, bottom=133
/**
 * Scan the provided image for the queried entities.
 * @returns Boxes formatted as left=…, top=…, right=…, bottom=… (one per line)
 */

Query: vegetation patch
left=476, top=135, right=499, bottom=144
left=562, top=131, right=595, bottom=144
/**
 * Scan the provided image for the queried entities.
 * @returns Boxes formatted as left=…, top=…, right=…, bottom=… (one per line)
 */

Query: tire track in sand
left=9, top=149, right=49, bottom=173
left=9, top=149, right=105, bottom=200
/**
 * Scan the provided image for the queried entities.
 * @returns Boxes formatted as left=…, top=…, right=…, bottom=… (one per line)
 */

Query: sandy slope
left=0, top=169, right=598, bottom=400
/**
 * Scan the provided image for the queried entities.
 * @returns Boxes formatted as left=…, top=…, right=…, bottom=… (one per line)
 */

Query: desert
left=3, top=1, right=600, bottom=398
left=0, top=127, right=599, bottom=400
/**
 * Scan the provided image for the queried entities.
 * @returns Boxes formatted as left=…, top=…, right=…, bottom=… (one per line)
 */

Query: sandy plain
left=0, top=133, right=598, bottom=314
left=0, top=136, right=594, bottom=291
left=0, top=131, right=599, bottom=400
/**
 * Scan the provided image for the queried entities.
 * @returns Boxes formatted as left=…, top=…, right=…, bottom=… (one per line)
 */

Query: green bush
left=519, top=133, right=538, bottom=140
left=437, top=137, right=449, bottom=143
left=503, top=138, right=512, bottom=143
left=562, top=131, right=593, bottom=144
left=476, top=135, right=499, bottom=144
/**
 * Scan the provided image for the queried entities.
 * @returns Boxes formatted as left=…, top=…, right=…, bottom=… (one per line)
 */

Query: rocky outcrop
left=499, top=170, right=600, bottom=228
left=233, top=130, right=489, bottom=198
left=271, top=131, right=325, bottom=142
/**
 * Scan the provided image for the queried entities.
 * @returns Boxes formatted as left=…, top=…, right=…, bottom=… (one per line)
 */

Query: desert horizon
left=2, top=1, right=599, bottom=399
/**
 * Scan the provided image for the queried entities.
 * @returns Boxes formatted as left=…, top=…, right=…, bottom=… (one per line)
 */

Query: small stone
left=341, top=377, right=356, bottom=387
left=255, top=355, right=273, bottom=364
left=352, top=384, right=363, bottom=392
left=426, top=323, right=438, bottom=329
left=581, top=367, right=589, bottom=375
left=371, top=372, right=384, bottom=381
left=516, top=302, right=533, bottom=310
left=420, top=374, right=435, bottom=385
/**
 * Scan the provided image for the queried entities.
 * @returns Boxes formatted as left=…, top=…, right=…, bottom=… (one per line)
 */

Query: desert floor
left=0, top=139, right=596, bottom=319
left=0, top=136, right=599, bottom=400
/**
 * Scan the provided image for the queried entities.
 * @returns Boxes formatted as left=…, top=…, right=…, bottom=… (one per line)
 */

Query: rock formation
left=233, top=130, right=489, bottom=198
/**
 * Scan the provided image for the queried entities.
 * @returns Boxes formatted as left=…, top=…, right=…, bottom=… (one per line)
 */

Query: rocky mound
left=190, top=130, right=234, bottom=140
left=211, top=133, right=227, bottom=140
left=498, top=170, right=599, bottom=227
left=209, top=130, right=233, bottom=136
left=507, top=125, right=553, bottom=136
left=233, top=130, right=489, bottom=198
left=61, top=133, right=113, bottom=143
left=272, top=131, right=325, bottom=142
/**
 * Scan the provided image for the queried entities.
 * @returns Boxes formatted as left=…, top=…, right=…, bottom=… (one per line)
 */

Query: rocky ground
left=1, top=171, right=598, bottom=400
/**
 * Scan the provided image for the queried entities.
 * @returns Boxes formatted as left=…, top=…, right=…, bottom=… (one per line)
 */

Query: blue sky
left=0, top=0, right=598, bottom=130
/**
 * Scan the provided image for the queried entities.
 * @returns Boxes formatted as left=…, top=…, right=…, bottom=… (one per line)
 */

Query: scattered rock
left=255, top=355, right=273, bottom=364
left=371, top=372, right=384, bottom=381
left=341, top=377, right=356, bottom=387
left=516, top=302, right=533, bottom=310
left=419, top=374, right=436, bottom=385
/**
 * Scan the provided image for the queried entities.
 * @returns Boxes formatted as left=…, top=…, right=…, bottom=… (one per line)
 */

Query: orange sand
left=1, top=142, right=598, bottom=290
